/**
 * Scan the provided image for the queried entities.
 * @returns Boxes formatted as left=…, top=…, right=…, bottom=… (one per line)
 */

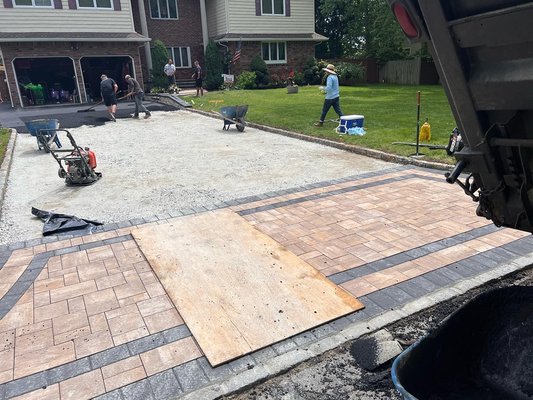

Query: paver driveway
left=0, top=105, right=532, bottom=399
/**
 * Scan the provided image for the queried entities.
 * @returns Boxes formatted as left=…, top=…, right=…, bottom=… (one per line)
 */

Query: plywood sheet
left=132, top=210, right=364, bottom=366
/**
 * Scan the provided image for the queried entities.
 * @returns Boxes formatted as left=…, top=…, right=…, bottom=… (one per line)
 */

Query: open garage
left=80, top=56, right=133, bottom=101
left=14, top=57, right=78, bottom=106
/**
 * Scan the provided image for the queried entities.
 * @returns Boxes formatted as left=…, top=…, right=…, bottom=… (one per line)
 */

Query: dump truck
left=386, top=0, right=533, bottom=233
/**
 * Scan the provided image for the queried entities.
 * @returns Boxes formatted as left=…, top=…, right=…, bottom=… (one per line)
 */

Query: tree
left=370, top=2, right=410, bottom=63
left=151, top=39, right=169, bottom=88
left=315, top=0, right=354, bottom=58
left=204, top=40, right=224, bottom=91
left=315, top=0, right=413, bottom=63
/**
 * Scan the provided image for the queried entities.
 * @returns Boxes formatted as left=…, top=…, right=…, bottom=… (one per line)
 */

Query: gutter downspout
left=137, top=0, right=152, bottom=73
left=218, top=41, right=229, bottom=74
left=199, top=0, right=208, bottom=52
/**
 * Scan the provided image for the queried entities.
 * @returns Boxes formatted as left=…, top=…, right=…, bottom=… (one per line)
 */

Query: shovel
left=77, top=100, right=103, bottom=113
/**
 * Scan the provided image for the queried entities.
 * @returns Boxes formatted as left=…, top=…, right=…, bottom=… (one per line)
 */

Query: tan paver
left=13, top=384, right=59, bottom=400
left=140, top=337, right=202, bottom=376
left=59, top=369, right=105, bottom=400
left=101, top=356, right=147, bottom=392
left=14, top=341, right=75, bottom=379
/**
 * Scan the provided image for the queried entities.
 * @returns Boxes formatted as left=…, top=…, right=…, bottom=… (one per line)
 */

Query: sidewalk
left=0, top=165, right=532, bottom=400
left=1, top=102, right=532, bottom=399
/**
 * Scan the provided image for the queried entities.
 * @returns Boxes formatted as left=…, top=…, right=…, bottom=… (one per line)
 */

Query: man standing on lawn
left=314, top=64, right=343, bottom=127
left=191, top=60, right=204, bottom=97
left=125, top=74, right=151, bottom=119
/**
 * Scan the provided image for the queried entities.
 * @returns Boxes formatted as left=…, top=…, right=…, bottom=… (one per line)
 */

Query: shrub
left=250, top=56, right=270, bottom=87
left=235, top=71, right=256, bottom=90
left=302, top=58, right=328, bottom=85
left=269, top=73, right=284, bottom=88
left=335, top=62, right=365, bottom=84
left=150, top=86, right=166, bottom=94
left=151, top=40, right=169, bottom=89
left=204, top=40, right=224, bottom=91
left=293, top=71, right=305, bottom=86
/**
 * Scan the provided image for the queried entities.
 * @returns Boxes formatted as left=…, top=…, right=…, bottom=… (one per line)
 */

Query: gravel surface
left=0, top=110, right=395, bottom=244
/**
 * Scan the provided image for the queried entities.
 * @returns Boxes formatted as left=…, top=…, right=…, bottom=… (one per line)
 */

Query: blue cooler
left=337, top=115, right=364, bottom=133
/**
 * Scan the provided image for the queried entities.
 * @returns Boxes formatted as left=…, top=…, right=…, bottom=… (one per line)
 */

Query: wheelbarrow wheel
left=236, top=118, right=246, bottom=132
left=38, top=135, right=50, bottom=153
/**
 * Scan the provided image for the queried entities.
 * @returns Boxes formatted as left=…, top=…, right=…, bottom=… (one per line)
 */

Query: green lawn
left=186, top=84, right=457, bottom=163
left=0, top=128, right=9, bottom=165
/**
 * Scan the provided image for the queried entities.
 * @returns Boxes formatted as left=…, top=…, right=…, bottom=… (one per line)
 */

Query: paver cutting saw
left=41, top=128, right=102, bottom=186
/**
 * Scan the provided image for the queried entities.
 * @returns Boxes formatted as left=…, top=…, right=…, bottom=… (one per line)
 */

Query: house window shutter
left=3, top=0, right=13, bottom=8
left=255, top=0, right=260, bottom=15
left=54, top=0, right=63, bottom=8
left=68, top=0, right=76, bottom=9
left=285, top=0, right=290, bottom=16
left=113, top=0, right=121, bottom=10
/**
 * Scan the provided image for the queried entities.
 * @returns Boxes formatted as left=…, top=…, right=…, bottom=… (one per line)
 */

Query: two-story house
left=205, top=0, right=326, bottom=78
left=0, top=0, right=152, bottom=107
left=1, top=0, right=325, bottom=107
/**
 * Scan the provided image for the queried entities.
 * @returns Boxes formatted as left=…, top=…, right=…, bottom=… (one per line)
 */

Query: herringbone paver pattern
left=0, top=167, right=530, bottom=399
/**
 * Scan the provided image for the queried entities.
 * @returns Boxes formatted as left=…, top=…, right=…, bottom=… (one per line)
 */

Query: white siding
left=227, top=0, right=314, bottom=34
left=0, top=0, right=135, bottom=33
left=206, top=0, right=227, bottom=37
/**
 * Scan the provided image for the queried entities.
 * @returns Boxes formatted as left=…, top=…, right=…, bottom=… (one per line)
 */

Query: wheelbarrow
left=24, top=119, right=62, bottom=152
left=220, top=105, right=248, bottom=132
left=391, top=286, right=533, bottom=399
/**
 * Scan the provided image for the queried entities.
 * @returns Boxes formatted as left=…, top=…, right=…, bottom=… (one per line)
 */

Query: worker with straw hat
left=314, top=64, right=343, bottom=127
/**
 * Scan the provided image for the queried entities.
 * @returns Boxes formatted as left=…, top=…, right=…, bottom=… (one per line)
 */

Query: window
left=261, top=0, right=284, bottom=15
left=150, top=0, right=178, bottom=19
left=78, top=0, right=112, bottom=8
left=14, top=0, right=52, bottom=7
left=262, top=42, right=286, bottom=64
left=167, top=47, right=190, bottom=68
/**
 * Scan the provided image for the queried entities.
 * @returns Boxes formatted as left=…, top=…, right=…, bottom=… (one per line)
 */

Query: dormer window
left=262, top=0, right=284, bottom=15
left=78, top=0, right=112, bottom=8
left=14, top=0, right=52, bottom=7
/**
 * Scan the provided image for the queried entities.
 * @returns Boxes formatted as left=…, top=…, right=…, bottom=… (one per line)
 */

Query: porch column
left=137, top=0, right=152, bottom=72
left=199, top=0, right=208, bottom=51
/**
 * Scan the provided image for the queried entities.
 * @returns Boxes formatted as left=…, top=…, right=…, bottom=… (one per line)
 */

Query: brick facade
left=2, top=42, right=143, bottom=108
left=228, top=41, right=315, bottom=78
left=132, top=0, right=204, bottom=84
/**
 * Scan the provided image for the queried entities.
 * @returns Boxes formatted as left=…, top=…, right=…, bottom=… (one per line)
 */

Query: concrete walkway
left=0, top=103, right=532, bottom=400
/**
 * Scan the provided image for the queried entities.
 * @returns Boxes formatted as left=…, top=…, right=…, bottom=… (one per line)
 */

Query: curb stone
left=187, top=108, right=453, bottom=172
left=0, top=129, right=17, bottom=218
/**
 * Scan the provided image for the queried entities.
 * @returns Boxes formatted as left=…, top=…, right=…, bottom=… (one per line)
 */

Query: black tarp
left=32, top=207, right=104, bottom=236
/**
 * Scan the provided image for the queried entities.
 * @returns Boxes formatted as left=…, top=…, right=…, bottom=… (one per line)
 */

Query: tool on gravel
left=77, top=100, right=103, bottom=113
left=77, top=91, right=128, bottom=113
left=42, top=129, right=102, bottom=186
left=220, top=105, right=248, bottom=132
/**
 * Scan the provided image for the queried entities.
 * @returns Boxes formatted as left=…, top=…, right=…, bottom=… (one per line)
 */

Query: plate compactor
left=42, top=129, right=102, bottom=186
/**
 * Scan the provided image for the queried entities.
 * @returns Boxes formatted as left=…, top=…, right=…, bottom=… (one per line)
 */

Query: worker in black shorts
left=191, top=60, right=204, bottom=97
left=100, top=74, right=118, bottom=122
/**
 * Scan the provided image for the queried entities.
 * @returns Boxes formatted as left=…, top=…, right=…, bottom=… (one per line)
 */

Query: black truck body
left=386, top=1, right=533, bottom=233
